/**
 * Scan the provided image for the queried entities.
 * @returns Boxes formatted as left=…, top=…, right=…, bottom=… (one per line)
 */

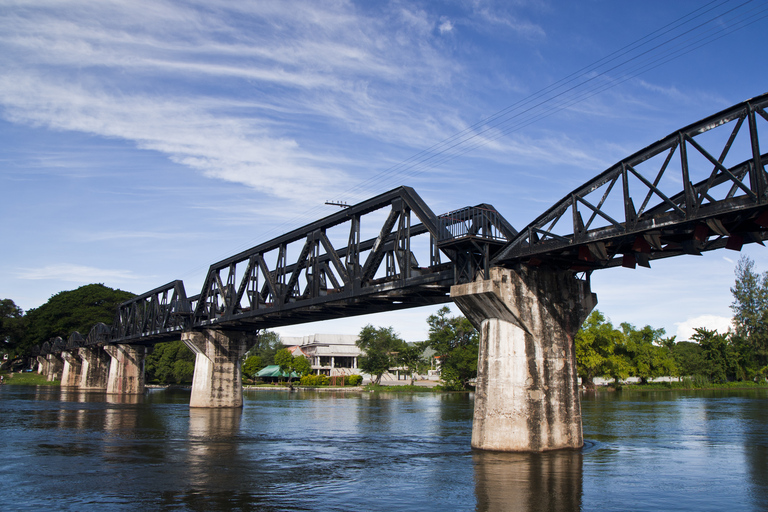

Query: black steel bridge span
left=35, top=91, right=768, bottom=354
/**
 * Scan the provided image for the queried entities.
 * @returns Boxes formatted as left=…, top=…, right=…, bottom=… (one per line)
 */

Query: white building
left=282, top=334, right=362, bottom=376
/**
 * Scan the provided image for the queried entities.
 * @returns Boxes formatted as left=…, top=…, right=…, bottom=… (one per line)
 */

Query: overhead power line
left=180, top=0, right=766, bottom=280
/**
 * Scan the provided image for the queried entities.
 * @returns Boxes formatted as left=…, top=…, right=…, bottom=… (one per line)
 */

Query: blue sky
left=2, top=0, right=767, bottom=341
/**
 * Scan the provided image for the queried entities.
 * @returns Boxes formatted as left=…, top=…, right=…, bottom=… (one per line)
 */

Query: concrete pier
left=36, top=355, right=48, bottom=375
left=45, top=353, right=64, bottom=382
left=105, top=344, right=146, bottom=395
left=182, top=330, right=257, bottom=408
left=79, top=346, right=111, bottom=390
left=452, top=266, right=596, bottom=452
left=60, top=351, right=83, bottom=387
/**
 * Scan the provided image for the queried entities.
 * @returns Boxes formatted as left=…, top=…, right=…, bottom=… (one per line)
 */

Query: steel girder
left=111, top=280, right=192, bottom=344
left=42, top=337, right=65, bottom=355
left=85, top=322, right=112, bottom=346
left=191, top=186, right=454, bottom=331
left=493, top=92, right=768, bottom=270
left=65, top=332, right=84, bottom=351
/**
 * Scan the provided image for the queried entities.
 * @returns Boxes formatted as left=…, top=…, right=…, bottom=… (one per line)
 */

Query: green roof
left=256, top=365, right=299, bottom=378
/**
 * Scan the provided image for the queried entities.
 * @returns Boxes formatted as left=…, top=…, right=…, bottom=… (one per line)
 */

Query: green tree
left=145, top=339, right=195, bottom=384
left=292, top=355, right=312, bottom=377
left=0, top=299, right=26, bottom=356
left=274, top=348, right=299, bottom=385
left=426, top=306, right=479, bottom=391
left=730, top=256, right=768, bottom=371
left=357, top=325, right=406, bottom=385
left=172, top=360, right=195, bottom=383
left=246, top=330, right=283, bottom=366
left=621, top=322, right=677, bottom=384
left=396, top=343, right=425, bottom=385
left=691, top=327, right=735, bottom=383
left=575, top=311, right=623, bottom=386
left=242, top=355, right=263, bottom=379
left=670, top=341, right=707, bottom=377
left=19, top=284, right=134, bottom=355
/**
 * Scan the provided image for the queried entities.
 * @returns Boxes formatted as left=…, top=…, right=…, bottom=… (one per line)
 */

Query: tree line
left=0, top=284, right=135, bottom=359
left=576, top=256, right=768, bottom=385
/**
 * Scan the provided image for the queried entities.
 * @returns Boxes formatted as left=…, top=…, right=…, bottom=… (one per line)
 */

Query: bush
left=693, top=375, right=711, bottom=388
left=347, top=374, right=363, bottom=386
left=300, top=374, right=329, bottom=386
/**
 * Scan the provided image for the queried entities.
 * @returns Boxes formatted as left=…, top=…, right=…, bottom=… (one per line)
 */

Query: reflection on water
left=474, top=450, right=582, bottom=512
left=0, top=386, right=766, bottom=511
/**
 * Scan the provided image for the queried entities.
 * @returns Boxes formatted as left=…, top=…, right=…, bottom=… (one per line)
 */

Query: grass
left=605, top=379, right=768, bottom=392
left=1, top=372, right=60, bottom=386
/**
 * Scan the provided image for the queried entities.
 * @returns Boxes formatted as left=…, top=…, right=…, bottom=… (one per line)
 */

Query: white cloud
left=439, top=18, right=454, bottom=34
left=0, top=73, right=346, bottom=199
left=15, top=264, right=140, bottom=282
left=0, top=0, right=474, bottom=199
left=674, top=315, right=732, bottom=342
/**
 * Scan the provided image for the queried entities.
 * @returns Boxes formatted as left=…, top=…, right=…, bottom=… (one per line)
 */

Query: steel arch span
left=493, top=92, right=768, bottom=271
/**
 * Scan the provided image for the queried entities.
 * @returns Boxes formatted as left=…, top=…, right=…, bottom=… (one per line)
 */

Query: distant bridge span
left=40, top=92, right=768, bottom=452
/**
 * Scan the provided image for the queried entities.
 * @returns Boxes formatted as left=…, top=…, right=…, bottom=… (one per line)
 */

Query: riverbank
left=243, top=383, right=440, bottom=393
left=0, top=372, right=59, bottom=386
left=588, top=380, right=768, bottom=392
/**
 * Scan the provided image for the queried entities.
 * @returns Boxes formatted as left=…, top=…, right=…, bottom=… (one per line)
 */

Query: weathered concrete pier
left=105, top=344, right=146, bottom=395
left=182, top=330, right=257, bottom=408
left=452, top=267, right=596, bottom=452
left=78, top=346, right=110, bottom=390
left=60, top=351, right=82, bottom=387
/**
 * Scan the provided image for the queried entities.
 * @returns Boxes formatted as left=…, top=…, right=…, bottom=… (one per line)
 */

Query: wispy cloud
left=15, top=264, right=141, bottom=282
left=79, top=231, right=205, bottom=242
left=0, top=0, right=490, bottom=199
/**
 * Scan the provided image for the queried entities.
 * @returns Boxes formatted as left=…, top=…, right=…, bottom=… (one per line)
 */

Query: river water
left=0, top=386, right=766, bottom=512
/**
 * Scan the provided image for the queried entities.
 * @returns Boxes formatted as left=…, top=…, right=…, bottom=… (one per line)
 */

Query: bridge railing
left=494, top=92, right=768, bottom=270
left=112, top=280, right=192, bottom=343
left=437, top=204, right=518, bottom=283
left=437, top=205, right=517, bottom=242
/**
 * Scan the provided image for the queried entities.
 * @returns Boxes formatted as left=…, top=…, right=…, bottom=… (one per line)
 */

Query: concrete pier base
left=79, top=347, right=111, bottom=390
left=46, top=353, right=64, bottom=382
left=182, top=330, right=257, bottom=408
left=60, top=351, right=83, bottom=387
left=451, top=267, right=596, bottom=452
left=36, top=355, right=48, bottom=375
left=105, top=344, right=146, bottom=395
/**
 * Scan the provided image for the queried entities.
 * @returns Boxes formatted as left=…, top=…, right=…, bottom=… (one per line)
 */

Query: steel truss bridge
left=36, top=92, right=768, bottom=352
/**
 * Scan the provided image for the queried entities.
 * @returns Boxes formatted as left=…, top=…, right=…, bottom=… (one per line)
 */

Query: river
left=0, top=386, right=766, bottom=511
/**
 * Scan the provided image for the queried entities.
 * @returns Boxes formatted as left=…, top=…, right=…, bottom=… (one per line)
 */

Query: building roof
left=282, top=334, right=362, bottom=357
left=256, top=365, right=299, bottom=378
left=282, top=334, right=359, bottom=346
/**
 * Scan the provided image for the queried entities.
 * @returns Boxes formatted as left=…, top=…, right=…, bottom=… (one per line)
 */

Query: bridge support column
left=182, top=330, right=257, bottom=408
left=46, top=353, right=64, bottom=382
left=451, top=266, right=596, bottom=452
left=105, top=344, right=146, bottom=395
left=60, top=351, right=82, bottom=387
left=36, top=355, right=48, bottom=375
left=79, top=347, right=110, bottom=390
